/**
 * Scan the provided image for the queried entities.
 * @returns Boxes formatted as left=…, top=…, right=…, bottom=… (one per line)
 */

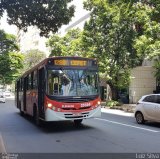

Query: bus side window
left=21, top=78, right=23, bottom=91
left=33, top=71, right=37, bottom=89
left=25, top=76, right=28, bottom=90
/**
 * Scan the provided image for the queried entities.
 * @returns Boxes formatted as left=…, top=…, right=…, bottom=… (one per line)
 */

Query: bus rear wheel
left=74, top=119, right=83, bottom=126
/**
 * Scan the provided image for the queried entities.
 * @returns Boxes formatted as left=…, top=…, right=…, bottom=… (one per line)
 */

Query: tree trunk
left=108, top=82, right=119, bottom=101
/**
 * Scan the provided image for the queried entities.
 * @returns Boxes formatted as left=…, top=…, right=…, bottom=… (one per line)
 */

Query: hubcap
left=136, top=113, right=143, bottom=123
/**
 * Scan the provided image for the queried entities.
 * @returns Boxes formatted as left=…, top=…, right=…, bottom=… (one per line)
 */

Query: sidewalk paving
left=101, top=108, right=134, bottom=117
left=0, top=133, right=6, bottom=153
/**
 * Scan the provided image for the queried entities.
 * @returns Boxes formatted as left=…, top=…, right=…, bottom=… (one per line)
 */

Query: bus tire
left=33, top=106, right=42, bottom=127
left=19, top=104, right=24, bottom=116
left=74, top=119, right=83, bottom=126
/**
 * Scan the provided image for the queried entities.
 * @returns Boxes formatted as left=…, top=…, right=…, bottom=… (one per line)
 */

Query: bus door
left=23, top=77, right=27, bottom=111
left=15, top=80, right=20, bottom=108
left=38, top=67, right=45, bottom=117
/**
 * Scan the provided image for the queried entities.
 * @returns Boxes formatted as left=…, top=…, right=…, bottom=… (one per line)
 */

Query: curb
left=0, top=133, right=6, bottom=153
left=101, top=108, right=134, bottom=117
left=101, top=104, right=136, bottom=113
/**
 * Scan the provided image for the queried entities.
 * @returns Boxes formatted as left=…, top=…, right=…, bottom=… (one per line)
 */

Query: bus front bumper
left=45, top=106, right=101, bottom=121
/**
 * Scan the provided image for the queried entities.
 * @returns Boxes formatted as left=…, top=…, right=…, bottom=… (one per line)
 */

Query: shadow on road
left=19, top=113, right=94, bottom=133
left=144, top=122, right=160, bottom=128
left=42, top=121, right=93, bottom=133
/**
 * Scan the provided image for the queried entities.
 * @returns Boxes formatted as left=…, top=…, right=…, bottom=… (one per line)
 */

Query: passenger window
left=33, top=71, right=37, bottom=89
left=155, top=95, right=160, bottom=104
left=143, top=95, right=155, bottom=103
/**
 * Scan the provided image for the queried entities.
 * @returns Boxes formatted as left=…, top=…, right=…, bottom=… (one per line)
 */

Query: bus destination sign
left=54, top=59, right=87, bottom=66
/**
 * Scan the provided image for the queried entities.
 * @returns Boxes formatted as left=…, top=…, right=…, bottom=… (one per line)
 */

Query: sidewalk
left=0, top=133, right=6, bottom=153
left=101, top=107, right=134, bottom=117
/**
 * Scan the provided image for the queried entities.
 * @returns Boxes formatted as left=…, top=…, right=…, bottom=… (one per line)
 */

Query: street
left=0, top=99, right=160, bottom=158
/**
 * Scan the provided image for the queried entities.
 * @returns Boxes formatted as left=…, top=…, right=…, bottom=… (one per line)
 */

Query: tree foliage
left=22, top=49, right=46, bottom=72
left=82, top=0, right=137, bottom=99
left=82, top=0, right=160, bottom=99
left=0, top=30, right=23, bottom=84
left=0, top=30, right=19, bottom=54
left=47, top=28, right=83, bottom=56
left=0, top=52, right=24, bottom=84
left=0, top=0, right=75, bottom=36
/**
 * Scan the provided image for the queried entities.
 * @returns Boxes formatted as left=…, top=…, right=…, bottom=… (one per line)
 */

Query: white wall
left=18, top=26, right=50, bottom=56
left=129, top=66, right=156, bottom=103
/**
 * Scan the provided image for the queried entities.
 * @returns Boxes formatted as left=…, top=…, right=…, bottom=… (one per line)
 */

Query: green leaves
left=0, top=30, right=19, bottom=54
left=0, top=0, right=75, bottom=36
left=0, top=30, right=23, bottom=84
left=47, top=28, right=83, bottom=57
left=82, top=0, right=160, bottom=99
left=0, top=52, right=24, bottom=84
left=22, top=49, right=46, bottom=72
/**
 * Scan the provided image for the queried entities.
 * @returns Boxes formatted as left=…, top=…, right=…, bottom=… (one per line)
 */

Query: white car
left=135, top=94, right=160, bottom=124
left=4, top=91, right=11, bottom=97
left=0, top=92, right=6, bottom=103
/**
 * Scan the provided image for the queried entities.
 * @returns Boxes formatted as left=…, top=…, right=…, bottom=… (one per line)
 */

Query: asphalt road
left=0, top=99, right=160, bottom=158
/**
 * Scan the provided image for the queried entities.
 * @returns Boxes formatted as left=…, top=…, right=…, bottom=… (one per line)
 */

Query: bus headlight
left=97, top=101, right=101, bottom=105
left=47, top=103, right=52, bottom=108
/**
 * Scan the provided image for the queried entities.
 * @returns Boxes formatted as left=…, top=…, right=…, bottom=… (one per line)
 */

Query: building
left=129, top=60, right=156, bottom=103
left=58, top=0, right=90, bottom=35
left=17, top=26, right=50, bottom=56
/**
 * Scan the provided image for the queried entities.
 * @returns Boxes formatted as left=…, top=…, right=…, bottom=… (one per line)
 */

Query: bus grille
left=59, top=98, right=90, bottom=103
left=62, top=106, right=91, bottom=110
left=64, top=112, right=89, bottom=119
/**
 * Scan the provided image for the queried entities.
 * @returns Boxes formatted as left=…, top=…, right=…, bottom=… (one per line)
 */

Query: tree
left=23, top=49, right=46, bottom=72
left=82, top=0, right=160, bottom=100
left=0, top=0, right=75, bottom=36
left=0, top=30, right=23, bottom=85
left=47, top=28, right=83, bottom=56
left=132, top=1, right=160, bottom=92
left=0, top=30, right=19, bottom=54
left=82, top=0, right=141, bottom=100
left=46, top=35, right=63, bottom=56
left=0, top=52, right=24, bottom=84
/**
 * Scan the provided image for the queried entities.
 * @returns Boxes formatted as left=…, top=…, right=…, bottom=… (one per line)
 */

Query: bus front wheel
left=74, top=119, right=83, bottom=126
left=19, top=104, right=24, bottom=116
left=33, top=106, right=41, bottom=126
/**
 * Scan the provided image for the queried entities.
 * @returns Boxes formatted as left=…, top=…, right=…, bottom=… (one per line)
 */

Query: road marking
left=95, top=118, right=159, bottom=133
left=0, top=133, right=7, bottom=153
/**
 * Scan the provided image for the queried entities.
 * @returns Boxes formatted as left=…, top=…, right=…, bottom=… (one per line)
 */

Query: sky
left=0, top=0, right=88, bottom=36
left=0, top=12, right=17, bottom=35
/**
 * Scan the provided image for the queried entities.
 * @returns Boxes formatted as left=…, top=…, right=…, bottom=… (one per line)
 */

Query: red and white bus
left=15, top=56, right=101, bottom=126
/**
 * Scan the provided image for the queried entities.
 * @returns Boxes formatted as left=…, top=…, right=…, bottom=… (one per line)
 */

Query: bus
left=15, top=56, right=101, bottom=126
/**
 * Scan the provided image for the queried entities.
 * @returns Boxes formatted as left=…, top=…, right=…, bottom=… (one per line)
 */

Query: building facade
left=17, top=26, right=50, bottom=56
left=58, top=0, right=90, bottom=35
left=129, top=66, right=156, bottom=103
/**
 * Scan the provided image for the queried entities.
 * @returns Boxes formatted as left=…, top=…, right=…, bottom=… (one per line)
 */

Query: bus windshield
left=47, top=69, right=99, bottom=96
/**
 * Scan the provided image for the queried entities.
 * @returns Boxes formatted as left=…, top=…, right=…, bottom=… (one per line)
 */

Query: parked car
left=135, top=94, right=160, bottom=124
left=0, top=92, right=6, bottom=103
